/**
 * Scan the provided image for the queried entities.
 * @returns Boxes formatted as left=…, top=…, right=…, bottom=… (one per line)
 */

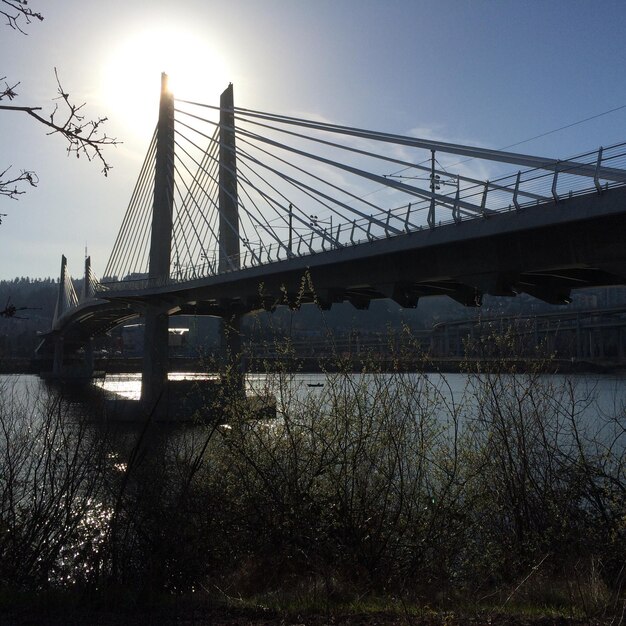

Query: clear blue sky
left=2, top=0, right=626, bottom=279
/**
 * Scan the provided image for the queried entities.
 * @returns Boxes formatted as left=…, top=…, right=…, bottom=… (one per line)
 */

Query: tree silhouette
left=0, top=1, right=118, bottom=201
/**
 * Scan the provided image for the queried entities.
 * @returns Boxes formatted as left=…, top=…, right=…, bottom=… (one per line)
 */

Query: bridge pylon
left=218, top=83, right=239, bottom=272
left=217, top=83, right=245, bottom=393
left=141, top=73, right=175, bottom=410
left=50, top=254, right=92, bottom=380
left=52, top=254, right=68, bottom=376
left=138, top=77, right=246, bottom=414
left=80, top=255, right=95, bottom=301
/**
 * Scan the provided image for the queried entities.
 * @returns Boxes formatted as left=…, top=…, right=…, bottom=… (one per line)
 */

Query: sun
left=101, top=25, right=229, bottom=137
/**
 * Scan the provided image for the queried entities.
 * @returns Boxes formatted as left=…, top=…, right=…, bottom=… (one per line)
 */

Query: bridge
left=37, top=73, right=626, bottom=413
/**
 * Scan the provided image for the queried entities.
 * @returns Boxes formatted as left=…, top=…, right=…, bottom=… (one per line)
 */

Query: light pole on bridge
left=310, top=214, right=333, bottom=248
left=289, top=203, right=293, bottom=254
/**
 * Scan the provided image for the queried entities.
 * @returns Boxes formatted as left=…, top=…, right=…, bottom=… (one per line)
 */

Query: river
left=2, top=370, right=626, bottom=421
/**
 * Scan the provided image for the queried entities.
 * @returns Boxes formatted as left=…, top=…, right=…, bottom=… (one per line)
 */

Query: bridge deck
left=92, top=185, right=626, bottom=317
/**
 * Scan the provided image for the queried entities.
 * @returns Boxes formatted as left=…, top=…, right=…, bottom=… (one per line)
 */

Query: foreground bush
left=0, top=378, right=108, bottom=589
left=0, top=340, right=625, bottom=616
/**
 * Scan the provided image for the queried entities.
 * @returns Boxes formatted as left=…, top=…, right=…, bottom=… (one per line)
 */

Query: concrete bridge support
left=52, top=336, right=64, bottom=378
left=141, top=73, right=175, bottom=410
left=218, top=83, right=239, bottom=273
left=220, top=313, right=245, bottom=397
left=141, top=308, right=170, bottom=408
left=139, top=79, right=245, bottom=410
left=218, top=84, right=245, bottom=396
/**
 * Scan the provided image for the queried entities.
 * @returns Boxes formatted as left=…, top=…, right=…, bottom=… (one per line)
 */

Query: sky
left=2, top=0, right=626, bottom=280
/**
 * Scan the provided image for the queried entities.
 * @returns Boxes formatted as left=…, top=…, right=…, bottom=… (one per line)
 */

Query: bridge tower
left=141, top=73, right=175, bottom=409
left=218, top=84, right=244, bottom=388
left=80, top=255, right=95, bottom=374
left=218, top=83, right=239, bottom=273
left=80, top=255, right=95, bottom=300
left=52, top=254, right=69, bottom=377
left=50, top=254, right=93, bottom=379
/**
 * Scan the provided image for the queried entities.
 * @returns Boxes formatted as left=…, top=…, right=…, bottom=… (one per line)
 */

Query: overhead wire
left=172, top=136, right=221, bottom=271
left=171, top=131, right=220, bottom=268
left=104, top=128, right=157, bottom=279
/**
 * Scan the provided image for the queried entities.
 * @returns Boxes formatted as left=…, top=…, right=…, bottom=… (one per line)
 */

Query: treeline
left=0, top=277, right=58, bottom=314
left=1, top=338, right=625, bottom=618
left=0, top=277, right=60, bottom=358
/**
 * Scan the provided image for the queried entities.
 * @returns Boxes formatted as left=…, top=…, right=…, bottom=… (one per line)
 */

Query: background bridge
left=38, top=74, right=626, bottom=411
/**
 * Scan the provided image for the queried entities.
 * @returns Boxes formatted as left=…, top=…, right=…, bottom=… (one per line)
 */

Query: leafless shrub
left=0, top=377, right=108, bottom=589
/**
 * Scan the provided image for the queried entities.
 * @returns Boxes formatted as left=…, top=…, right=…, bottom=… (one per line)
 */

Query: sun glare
left=101, top=26, right=229, bottom=137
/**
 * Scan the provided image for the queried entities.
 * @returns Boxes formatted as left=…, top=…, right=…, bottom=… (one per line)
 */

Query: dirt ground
left=0, top=606, right=614, bottom=626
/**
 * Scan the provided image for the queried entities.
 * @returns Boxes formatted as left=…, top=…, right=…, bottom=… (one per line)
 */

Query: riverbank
left=0, top=357, right=35, bottom=374
left=4, top=355, right=625, bottom=376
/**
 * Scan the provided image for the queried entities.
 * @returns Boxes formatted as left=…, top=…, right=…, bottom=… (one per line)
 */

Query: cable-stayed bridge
left=38, top=74, right=626, bottom=409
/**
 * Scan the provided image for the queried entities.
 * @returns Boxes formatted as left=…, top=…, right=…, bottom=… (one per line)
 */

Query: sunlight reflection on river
left=91, top=370, right=626, bottom=422
left=93, top=371, right=221, bottom=400
left=2, top=371, right=625, bottom=421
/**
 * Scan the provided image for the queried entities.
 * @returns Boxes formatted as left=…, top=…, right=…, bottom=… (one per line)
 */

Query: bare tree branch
left=0, top=0, right=43, bottom=34
left=0, top=296, right=40, bottom=318
left=0, top=69, right=119, bottom=178
left=0, top=75, right=20, bottom=101
left=1, top=4, right=119, bottom=212
left=0, top=166, right=38, bottom=200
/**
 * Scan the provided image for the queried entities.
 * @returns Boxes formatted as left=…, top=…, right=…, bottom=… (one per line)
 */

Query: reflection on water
left=3, top=370, right=625, bottom=424
left=91, top=370, right=626, bottom=421
left=94, top=371, right=219, bottom=400
left=52, top=499, right=112, bottom=586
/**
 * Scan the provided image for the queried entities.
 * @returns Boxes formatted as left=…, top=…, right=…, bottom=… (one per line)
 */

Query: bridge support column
left=53, top=336, right=64, bottom=377
left=217, top=84, right=244, bottom=397
left=141, top=73, right=175, bottom=411
left=50, top=335, right=94, bottom=381
left=141, top=308, right=170, bottom=409
left=85, top=338, right=94, bottom=375
left=221, top=314, right=245, bottom=396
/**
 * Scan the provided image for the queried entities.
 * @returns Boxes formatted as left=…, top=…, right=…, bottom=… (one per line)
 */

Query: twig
left=0, top=0, right=43, bottom=34
left=493, top=553, right=550, bottom=615
left=0, top=68, right=119, bottom=200
left=0, top=68, right=119, bottom=177
left=0, top=166, right=38, bottom=200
